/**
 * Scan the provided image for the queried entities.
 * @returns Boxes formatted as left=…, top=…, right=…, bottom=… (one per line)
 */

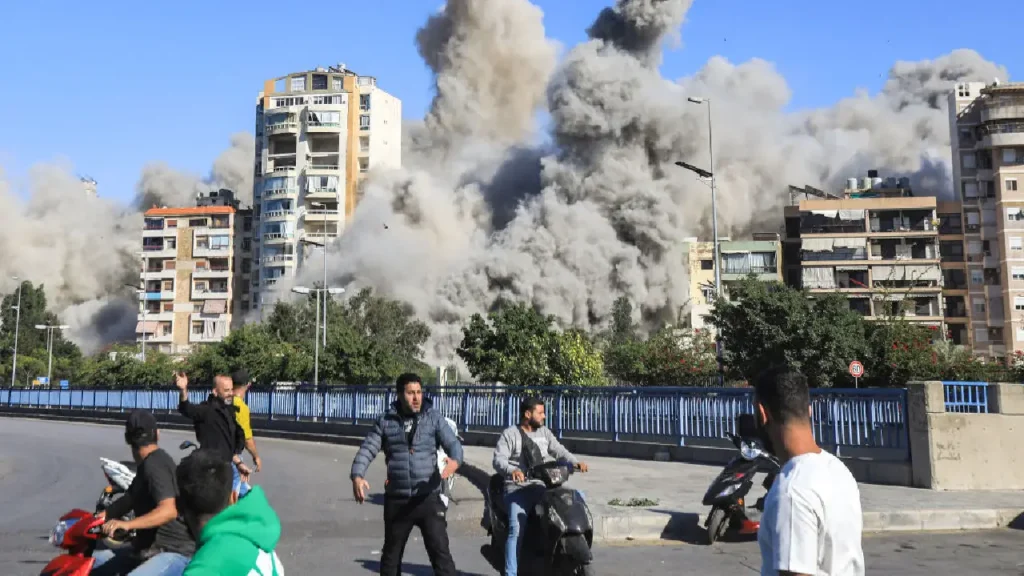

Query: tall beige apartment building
left=949, top=81, right=1024, bottom=360
left=136, top=189, right=251, bottom=355
left=250, top=64, right=402, bottom=314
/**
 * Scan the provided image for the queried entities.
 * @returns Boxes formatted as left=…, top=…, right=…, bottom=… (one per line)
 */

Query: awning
left=833, top=237, right=867, bottom=248
left=836, top=265, right=869, bottom=271
left=202, top=300, right=228, bottom=314
left=135, top=321, right=159, bottom=334
left=802, top=238, right=835, bottom=252
left=811, top=210, right=838, bottom=218
left=838, top=209, right=865, bottom=221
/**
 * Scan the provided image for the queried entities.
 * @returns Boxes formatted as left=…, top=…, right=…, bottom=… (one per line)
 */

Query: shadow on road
left=645, top=510, right=710, bottom=545
left=354, top=559, right=491, bottom=575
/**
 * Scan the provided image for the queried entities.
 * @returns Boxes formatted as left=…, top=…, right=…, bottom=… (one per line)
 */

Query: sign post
left=848, top=360, right=864, bottom=388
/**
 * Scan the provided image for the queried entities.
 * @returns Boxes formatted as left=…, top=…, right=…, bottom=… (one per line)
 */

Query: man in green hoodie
left=176, top=449, right=284, bottom=576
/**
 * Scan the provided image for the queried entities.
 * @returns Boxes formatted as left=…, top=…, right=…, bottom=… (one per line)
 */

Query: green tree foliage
left=0, top=281, right=83, bottom=385
left=77, top=345, right=178, bottom=388
left=457, top=302, right=605, bottom=387
left=707, top=279, right=867, bottom=387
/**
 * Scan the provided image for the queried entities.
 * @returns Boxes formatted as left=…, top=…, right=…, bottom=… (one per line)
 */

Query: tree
left=707, top=278, right=867, bottom=387
left=76, top=345, right=178, bottom=388
left=0, top=281, right=83, bottom=386
left=457, top=302, right=605, bottom=387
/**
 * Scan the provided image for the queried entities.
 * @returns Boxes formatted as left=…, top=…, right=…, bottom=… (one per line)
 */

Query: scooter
left=94, top=458, right=136, bottom=548
left=40, top=508, right=130, bottom=576
left=702, top=417, right=780, bottom=544
left=485, top=460, right=595, bottom=576
left=438, top=417, right=464, bottom=507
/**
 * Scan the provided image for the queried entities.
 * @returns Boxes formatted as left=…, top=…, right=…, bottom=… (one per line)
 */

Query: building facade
left=949, top=81, right=1024, bottom=360
left=783, top=175, right=945, bottom=329
left=137, top=190, right=250, bottom=355
left=684, top=234, right=783, bottom=329
left=250, top=65, right=401, bottom=313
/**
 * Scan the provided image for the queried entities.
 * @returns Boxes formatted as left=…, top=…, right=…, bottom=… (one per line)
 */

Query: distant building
left=81, top=177, right=97, bottom=197
left=783, top=173, right=945, bottom=331
left=250, top=64, right=402, bottom=314
left=948, top=80, right=1024, bottom=360
left=683, top=233, right=783, bottom=330
left=137, top=189, right=251, bottom=354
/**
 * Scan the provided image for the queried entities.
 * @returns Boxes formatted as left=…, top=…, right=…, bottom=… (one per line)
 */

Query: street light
left=677, top=95, right=724, bottom=385
left=34, top=324, right=69, bottom=387
left=10, top=277, right=22, bottom=387
left=302, top=200, right=331, bottom=347
left=292, top=284, right=345, bottom=388
left=125, top=283, right=146, bottom=362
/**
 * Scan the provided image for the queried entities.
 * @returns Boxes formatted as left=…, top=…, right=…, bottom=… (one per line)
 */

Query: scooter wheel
left=706, top=508, right=729, bottom=545
left=576, top=563, right=595, bottom=576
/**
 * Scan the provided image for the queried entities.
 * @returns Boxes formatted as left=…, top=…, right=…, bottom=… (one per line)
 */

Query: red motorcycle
left=41, top=508, right=129, bottom=576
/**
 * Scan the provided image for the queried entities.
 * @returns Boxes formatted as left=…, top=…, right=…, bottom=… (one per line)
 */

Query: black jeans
left=380, top=493, right=457, bottom=576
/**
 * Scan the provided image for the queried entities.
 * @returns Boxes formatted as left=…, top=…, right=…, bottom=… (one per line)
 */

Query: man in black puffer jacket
left=350, top=373, right=463, bottom=576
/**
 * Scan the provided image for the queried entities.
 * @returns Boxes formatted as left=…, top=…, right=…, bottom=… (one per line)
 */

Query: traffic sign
left=849, top=361, right=864, bottom=387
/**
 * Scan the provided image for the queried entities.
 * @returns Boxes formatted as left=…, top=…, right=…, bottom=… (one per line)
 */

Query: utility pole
left=10, top=278, right=22, bottom=387
left=35, top=324, right=68, bottom=386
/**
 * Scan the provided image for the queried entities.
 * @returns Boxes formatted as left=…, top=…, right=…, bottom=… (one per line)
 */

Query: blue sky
left=0, top=0, right=1019, bottom=204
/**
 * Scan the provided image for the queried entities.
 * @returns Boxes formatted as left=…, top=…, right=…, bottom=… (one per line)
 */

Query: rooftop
left=981, top=82, right=1024, bottom=96
left=144, top=206, right=235, bottom=217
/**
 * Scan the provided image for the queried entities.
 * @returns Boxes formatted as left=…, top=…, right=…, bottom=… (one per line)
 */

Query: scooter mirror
left=179, top=441, right=197, bottom=451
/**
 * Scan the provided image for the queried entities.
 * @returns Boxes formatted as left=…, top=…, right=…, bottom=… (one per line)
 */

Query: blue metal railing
left=0, top=385, right=910, bottom=460
left=942, top=381, right=989, bottom=413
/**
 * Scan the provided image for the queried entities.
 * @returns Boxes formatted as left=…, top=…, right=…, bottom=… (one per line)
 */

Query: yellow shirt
left=233, top=395, right=253, bottom=441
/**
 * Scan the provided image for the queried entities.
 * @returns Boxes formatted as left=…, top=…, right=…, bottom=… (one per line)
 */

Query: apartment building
left=683, top=234, right=783, bottom=330
left=250, top=64, right=402, bottom=313
left=949, top=81, right=1024, bottom=360
left=783, top=174, right=945, bottom=329
left=137, top=190, right=251, bottom=355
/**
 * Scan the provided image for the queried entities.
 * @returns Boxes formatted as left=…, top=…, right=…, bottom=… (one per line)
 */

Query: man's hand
left=440, top=458, right=459, bottom=480
left=352, top=477, right=370, bottom=504
left=237, top=462, right=252, bottom=483
left=511, top=469, right=526, bottom=484
left=101, top=519, right=131, bottom=536
left=94, top=511, right=106, bottom=521
left=575, top=462, right=589, bottom=473
left=253, top=456, right=263, bottom=473
left=174, top=371, right=188, bottom=392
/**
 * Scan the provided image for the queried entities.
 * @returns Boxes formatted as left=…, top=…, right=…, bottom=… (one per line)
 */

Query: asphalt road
left=2, top=417, right=1023, bottom=575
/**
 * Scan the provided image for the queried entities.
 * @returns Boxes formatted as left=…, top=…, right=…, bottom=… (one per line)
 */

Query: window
left=1013, top=268, right=1024, bottom=281
left=700, top=259, right=714, bottom=270
left=210, top=236, right=230, bottom=250
left=1007, top=207, right=1024, bottom=221
left=963, top=181, right=978, bottom=198
left=972, top=297, right=986, bottom=314
left=162, top=280, right=173, bottom=291
left=242, top=238, right=252, bottom=251
left=967, top=240, right=983, bottom=255
left=1016, top=297, right=1024, bottom=311
left=975, top=328, right=988, bottom=343
left=144, top=218, right=163, bottom=230
left=359, top=158, right=369, bottom=173
left=332, top=77, right=343, bottom=91
left=360, top=94, right=371, bottom=111
left=1007, top=179, right=1019, bottom=192
left=162, top=302, right=173, bottom=312
left=360, top=115, right=370, bottom=130
left=311, top=95, right=342, bottom=105
left=167, top=219, right=177, bottom=228
left=189, top=218, right=206, bottom=227
left=307, top=111, right=341, bottom=125
left=243, top=217, right=252, bottom=232
left=192, top=321, right=203, bottom=335
left=971, top=269, right=984, bottom=285
left=195, top=281, right=208, bottom=293
left=242, top=259, right=251, bottom=273
left=290, top=76, right=305, bottom=91
left=166, top=238, right=176, bottom=250
left=1012, top=237, right=1023, bottom=251
left=360, top=136, right=370, bottom=152
left=1004, top=149, right=1018, bottom=164
left=1018, top=328, right=1024, bottom=342
left=312, top=74, right=327, bottom=90
left=961, top=153, right=976, bottom=169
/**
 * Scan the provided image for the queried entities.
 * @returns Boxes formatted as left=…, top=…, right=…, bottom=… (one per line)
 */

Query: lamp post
left=125, top=283, right=146, bottom=362
left=34, top=324, right=68, bottom=386
left=304, top=201, right=330, bottom=348
left=292, top=285, right=345, bottom=388
left=677, top=96, right=724, bottom=385
left=10, top=277, right=22, bottom=387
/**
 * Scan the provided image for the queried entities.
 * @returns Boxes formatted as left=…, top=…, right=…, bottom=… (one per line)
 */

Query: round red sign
left=848, top=361, right=864, bottom=378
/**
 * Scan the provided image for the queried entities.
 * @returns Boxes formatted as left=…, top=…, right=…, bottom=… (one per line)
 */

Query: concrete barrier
left=908, top=381, right=1024, bottom=490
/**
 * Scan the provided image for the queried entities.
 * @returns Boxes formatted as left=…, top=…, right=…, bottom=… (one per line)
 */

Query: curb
left=4, top=412, right=1022, bottom=541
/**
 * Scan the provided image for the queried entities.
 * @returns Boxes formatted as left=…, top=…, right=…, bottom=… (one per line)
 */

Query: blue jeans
left=90, top=548, right=189, bottom=576
left=504, top=486, right=586, bottom=576
left=233, top=462, right=250, bottom=497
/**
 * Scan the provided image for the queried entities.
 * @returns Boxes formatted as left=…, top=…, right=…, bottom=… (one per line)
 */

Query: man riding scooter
left=492, top=397, right=589, bottom=576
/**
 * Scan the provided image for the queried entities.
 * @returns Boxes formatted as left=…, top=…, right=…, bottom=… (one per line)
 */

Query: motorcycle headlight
left=716, top=484, right=740, bottom=499
left=49, top=518, right=77, bottom=547
left=740, top=442, right=763, bottom=461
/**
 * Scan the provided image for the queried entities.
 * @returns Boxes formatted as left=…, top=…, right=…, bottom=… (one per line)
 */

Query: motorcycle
left=702, top=417, right=780, bottom=544
left=485, top=460, right=595, bottom=576
left=40, top=508, right=130, bottom=576
left=438, top=416, right=464, bottom=507
left=94, top=458, right=136, bottom=548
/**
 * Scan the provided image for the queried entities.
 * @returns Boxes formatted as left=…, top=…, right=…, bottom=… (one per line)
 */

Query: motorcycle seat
left=488, top=474, right=508, bottom=516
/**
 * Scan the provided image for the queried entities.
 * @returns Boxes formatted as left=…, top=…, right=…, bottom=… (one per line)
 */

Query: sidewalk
left=460, top=446, right=1024, bottom=541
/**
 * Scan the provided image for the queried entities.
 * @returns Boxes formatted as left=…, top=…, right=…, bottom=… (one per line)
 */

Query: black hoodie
left=178, top=394, right=245, bottom=462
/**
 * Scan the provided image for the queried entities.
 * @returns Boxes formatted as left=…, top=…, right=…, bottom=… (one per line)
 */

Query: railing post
left=350, top=390, right=358, bottom=425
left=322, top=388, right=329, bottom=423
left=678, top=391, right=686, bottom=447
left=555, top=390, right=564, bottom=439
left=268, top=389, right=275, bottom=421
left=460, top=388, right=470, bottom=433
left=293, top=390, right=300, bottom=421
left=611, top=392, right=619, bottom=442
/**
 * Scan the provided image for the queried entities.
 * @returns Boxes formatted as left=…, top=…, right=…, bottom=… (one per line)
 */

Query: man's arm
left=435, top=414, right=464, bottom=466
left=350, top=417, right=386, bottom=480
left=492, top=428, right=520, bottom=476
left=175, top=373, right=207, bottom=422
left=543, top=428, right=579, bottom=466
left=766, top=488, right=820, bottom=576
left=123, top=498, right=178, bottom=531
left=102, top=491, right=134, bottom=520
left=235, top=402, right=260, bottom=461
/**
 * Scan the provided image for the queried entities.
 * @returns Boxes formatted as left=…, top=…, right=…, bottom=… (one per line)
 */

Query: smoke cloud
left=294, top=0, right=1012, bottom=367
left=0, top=133, right=256, bottom=354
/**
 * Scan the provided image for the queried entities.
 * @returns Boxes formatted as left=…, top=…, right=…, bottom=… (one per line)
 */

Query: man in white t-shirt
left=753, top=366, right=864, bottom=576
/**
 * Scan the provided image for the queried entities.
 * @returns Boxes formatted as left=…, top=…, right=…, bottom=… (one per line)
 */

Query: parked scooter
left=702, top=414, right=780, bottom=544
left=485, top=460, right=595, bottom=576
left=438, top=416, right=464, bottom=507
left=40, top=508, right=130, bottom=576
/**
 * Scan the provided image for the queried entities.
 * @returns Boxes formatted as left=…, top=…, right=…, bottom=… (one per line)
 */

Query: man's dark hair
left=520, top=397, right=544, bottom=421
left=752, top=365, right=811, bottom=424
left=124, top=410, right=158, bottom=450
left=395, top=373, right=423, bottom=396
left=231, top=369, right=250, bottom=389
left=176, top=449, right=234, bottom=519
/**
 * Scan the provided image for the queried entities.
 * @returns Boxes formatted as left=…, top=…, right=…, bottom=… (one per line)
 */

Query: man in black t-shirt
left=90, top=410, right=195, bottom=576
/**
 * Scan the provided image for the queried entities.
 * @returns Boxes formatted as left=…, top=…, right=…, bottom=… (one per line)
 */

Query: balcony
left=938, top=221, right=963, bottom=235
left=263, top=232, right=296, bottom=244
left=306, top=120, right=342, bottom=133
left=192, top=245, right=231, bottom=258
left=142, top=267, right=176, bottom=279
left=302, top=231, right=338, bottom=242
left=262, top=209, right=297, bottom=222
left=267, top=165, right=297, bottom=176
left=305, top=187, right=339, bottom=201
left=306, top=164, right=341, bottom=176
left=305, top=209, right=341, bottom=221
left=192, top=286, right=230, bottom=300
left=980, top=122, right=1024, bottom=147
left=262, top=254, right=296, bottom=266
left=265, top=122, right=298, bottom=135
left=261, top=187, right=298, bottom=200
left=193, top=266, right=232, bottom=278
left=980, top=102, right=1024, bottom=123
